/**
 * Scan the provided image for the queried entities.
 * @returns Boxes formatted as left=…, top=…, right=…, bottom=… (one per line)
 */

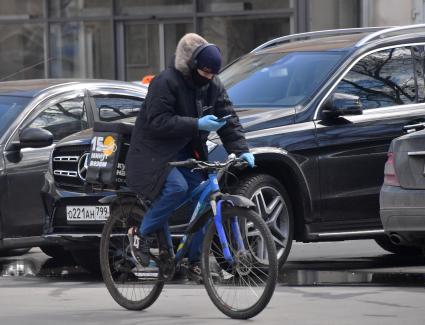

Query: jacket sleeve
left=143, top=74, right=198, bottom=138
left=214, top=83, right=249, bottom=156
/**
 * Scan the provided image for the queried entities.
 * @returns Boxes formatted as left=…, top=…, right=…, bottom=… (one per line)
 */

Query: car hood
left=56, top=106, right=296, bottom=147
left=56, top=128, right=94, bottom=147
left=234, top=107, right=295, bottom=132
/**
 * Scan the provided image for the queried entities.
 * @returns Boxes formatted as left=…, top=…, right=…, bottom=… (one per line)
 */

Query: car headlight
left=207, top=140, right=218, bottom=153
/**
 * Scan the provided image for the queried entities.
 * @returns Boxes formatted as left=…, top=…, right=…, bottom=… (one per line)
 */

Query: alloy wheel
left=249, top=186, right=290, bottom=261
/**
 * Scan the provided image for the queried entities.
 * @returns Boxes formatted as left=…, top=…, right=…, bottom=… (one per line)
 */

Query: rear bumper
left=380, top=185, right=425, bottom=232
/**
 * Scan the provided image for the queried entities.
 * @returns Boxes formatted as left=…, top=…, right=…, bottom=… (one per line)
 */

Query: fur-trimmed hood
left=174, top=33, right=208, bottom=76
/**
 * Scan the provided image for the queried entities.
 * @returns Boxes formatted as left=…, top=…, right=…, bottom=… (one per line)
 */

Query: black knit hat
left=195, top=45, right=222, bottom=74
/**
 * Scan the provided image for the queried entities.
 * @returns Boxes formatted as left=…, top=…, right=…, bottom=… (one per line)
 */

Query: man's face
left=197, top=69, right=215, bottom=80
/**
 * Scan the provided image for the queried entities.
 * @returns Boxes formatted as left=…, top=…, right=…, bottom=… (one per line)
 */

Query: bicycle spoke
left=101, top=208, right=163, bottom=308
left=205, top=211, right=276, bottom=315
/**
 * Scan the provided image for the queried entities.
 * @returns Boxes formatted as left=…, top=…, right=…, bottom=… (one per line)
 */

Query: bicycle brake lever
left=234, top=160, right=249, bottom=169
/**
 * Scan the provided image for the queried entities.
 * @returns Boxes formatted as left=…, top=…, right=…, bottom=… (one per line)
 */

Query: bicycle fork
left=211, top=199, right=247, bottom=264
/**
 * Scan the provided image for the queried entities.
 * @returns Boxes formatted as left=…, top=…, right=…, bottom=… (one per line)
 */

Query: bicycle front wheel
left=201, top=206, right=278, bottom=319
left=100, top=201, right=164, bottom=310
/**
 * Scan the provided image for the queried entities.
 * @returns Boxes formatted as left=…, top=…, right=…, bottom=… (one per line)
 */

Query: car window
left=220, top=51, right=346, bottom=108
left=94, top=95, right=143, bottom=122
left=0, top=96, right=31, bottom=137
left=27, top=97, right=88, bottom=141
left=333, top=46, right=419, bottom=110
left=412, top=45, right=425, bottom=103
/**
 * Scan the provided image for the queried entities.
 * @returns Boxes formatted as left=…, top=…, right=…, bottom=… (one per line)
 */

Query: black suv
left=43, top=25, right=425, bottom=270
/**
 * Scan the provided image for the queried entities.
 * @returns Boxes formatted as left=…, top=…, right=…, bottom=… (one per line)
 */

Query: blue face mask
left=192, top=69, right=211, bottom=87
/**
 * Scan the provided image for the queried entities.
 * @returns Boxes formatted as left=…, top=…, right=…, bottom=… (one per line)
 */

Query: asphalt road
left=0, top=240, right=424, bottom=324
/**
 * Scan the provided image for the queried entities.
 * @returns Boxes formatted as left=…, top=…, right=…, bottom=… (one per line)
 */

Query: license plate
left=66, top=206, right=110, bottom=221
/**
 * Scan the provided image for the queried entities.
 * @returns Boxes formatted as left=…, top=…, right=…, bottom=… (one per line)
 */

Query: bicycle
left=99, top=154, right=278, bottom=319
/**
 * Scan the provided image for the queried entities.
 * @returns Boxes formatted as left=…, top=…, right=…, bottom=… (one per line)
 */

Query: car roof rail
left=355, top=24, right=425, bottom=47
left=250, top=27, right=386, bottom=53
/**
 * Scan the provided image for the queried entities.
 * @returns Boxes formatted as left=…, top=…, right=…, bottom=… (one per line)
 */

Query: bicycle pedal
left=158, top=255, right=175, bottom=281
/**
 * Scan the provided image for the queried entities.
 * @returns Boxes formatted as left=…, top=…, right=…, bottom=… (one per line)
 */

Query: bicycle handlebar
left=169, top=155, right=248, bottom=170
left=168, top=159, right=197, bottom=167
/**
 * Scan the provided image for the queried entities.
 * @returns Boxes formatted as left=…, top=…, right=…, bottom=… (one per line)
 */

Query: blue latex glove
left=239, top=152, right=255, bottom=168
left=198, top=115, right=226, bottom=132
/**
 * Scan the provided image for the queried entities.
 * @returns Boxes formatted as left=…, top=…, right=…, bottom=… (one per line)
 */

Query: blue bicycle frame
left=173, top=170, right=246, bottom=264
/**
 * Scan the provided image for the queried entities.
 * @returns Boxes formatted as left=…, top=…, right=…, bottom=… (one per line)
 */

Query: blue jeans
left=139, top=166, right=205, bottom=263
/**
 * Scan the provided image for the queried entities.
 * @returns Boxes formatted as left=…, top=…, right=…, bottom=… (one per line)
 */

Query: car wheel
left=374, top=236, right=423, bottom=256
left=233, top=174, right=294, bottom=268
left=70, top=249, right=100, bottom=274
left=0, top=247, right=31, bottom=257
left=40, top=245, right=73, bottom=260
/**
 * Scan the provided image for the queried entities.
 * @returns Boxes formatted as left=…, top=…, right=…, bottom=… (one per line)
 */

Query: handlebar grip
left=169, top=159, right=197, bottom=167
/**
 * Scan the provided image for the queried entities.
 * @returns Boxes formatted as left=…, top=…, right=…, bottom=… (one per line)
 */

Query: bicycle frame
left=173, top=171, right=246, bottom=264
left=99, top=156, right=277, bottom=319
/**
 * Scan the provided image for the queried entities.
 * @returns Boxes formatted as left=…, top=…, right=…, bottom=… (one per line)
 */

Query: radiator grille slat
left=52, top=145, right=89, bottom=190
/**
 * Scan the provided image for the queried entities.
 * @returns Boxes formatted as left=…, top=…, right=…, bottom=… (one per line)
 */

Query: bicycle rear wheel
left=201, top=206, right=278, bottom=319
left=100, top=201, right=164, bottom=310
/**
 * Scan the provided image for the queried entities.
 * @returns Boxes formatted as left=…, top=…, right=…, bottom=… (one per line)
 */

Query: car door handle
left=403, top=122, right=425, bottom=133
left=408, top=151, right=425, bottom=156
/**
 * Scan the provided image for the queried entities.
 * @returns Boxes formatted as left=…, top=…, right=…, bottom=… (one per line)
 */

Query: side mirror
left=19, top=128, right=54, bottom=149
left=322, top=93, right=363, bottom=119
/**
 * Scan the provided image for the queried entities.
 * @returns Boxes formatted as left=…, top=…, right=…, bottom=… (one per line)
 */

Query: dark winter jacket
left=126, top=40, right=248, bottom=201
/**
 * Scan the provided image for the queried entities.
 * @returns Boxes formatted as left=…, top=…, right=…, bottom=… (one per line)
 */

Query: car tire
left=232, top=173, right=294, bottom=269
left=71, top=249, right=100, bottom=274
left=374, top=236, right=423, bottom=256
left=40, top=245, right=73, bottom=260
left=0, top=247, right=31, bottom=257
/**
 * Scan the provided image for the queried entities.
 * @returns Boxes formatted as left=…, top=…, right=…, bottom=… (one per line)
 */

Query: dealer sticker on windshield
left=66, top=206, right=110, bottom=222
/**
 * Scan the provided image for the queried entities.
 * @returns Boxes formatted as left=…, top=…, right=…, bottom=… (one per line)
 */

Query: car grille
left=52, top=145, right=89, bottom=190
left=52, top=143, right=130, bottom=191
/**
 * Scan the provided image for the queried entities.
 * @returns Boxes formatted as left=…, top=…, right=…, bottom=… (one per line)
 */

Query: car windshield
left=220, top=51, right=346, bottom=108
left=0, top=95, right=31, bottom=136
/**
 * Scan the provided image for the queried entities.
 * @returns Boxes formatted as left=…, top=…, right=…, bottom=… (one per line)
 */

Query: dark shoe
left=128, top=227, right=152, bottom=267
left=186, top=262, right=203, bottom=284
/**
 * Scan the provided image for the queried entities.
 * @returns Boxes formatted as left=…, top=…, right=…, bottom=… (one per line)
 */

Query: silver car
left=380, top=123, right=425, bottom=254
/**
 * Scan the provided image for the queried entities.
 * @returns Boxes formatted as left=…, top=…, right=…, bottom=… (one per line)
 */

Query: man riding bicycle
left=125, top=33, right=254, bottom=281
